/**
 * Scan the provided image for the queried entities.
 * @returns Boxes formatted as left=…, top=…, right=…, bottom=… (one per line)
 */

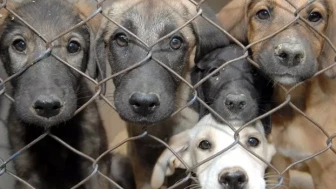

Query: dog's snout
left=33, top=95, right=62, bottom=118
left=275, top=43, right=305, bottom=67
left=225, top=94, right=247, bottom=113
left=219, top=168, right=248, bottom=189
left=129, top=92, right=160, bottom=116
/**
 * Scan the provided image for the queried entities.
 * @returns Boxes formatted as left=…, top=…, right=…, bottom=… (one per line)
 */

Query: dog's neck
left=273, top=74, right=336, bottom=123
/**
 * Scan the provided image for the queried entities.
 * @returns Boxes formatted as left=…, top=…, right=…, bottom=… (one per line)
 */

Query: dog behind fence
left=0, top=0, right=336, bottom=189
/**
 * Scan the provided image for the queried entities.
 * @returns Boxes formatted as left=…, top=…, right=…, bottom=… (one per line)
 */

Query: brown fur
left=0, top=1, right=111, bottom=188
left=218, top=0, right=336, bottom=189
left=96, top=0, right=228, bottom=188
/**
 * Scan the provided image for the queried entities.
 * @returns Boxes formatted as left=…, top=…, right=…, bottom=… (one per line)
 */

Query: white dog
left=151, top=114, right=276, bottom=189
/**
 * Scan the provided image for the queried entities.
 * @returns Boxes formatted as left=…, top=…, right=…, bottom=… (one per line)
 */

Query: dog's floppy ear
left=260, top=103, right=272, bottom=135
left=216, top=0, right=248, bottom=42
left=318, top=1, right=336, bottom=78
left=192, top=4, right=230, bottom=63
left=256, top=119, right=276, bottom=162
left=190, top=66, right=206, bottom=117
left=73, top=2, right=105, bottom=80
left=93, top=16, right=110, bottom=83
left=151, top=130, right=192, bottom=189
left=191, top=48, right=226, bottom=118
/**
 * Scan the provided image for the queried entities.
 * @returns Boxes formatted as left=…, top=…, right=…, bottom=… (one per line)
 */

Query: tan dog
left=218, top=0, right=336, bottom=189
left=95, top=0, right=228, bottom=188
left=151, top=114, right=276, bottom=189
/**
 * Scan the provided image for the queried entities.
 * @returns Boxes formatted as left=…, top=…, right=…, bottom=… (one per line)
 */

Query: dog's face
left=151, top=114, right=276, bottom=189
left=246, top=0, right=330, bottom=85
left=0, top=0, right=96, bottom=127
left=192, top=45, right=272, bottom=126
left=96, top=0, right=228, bottom=125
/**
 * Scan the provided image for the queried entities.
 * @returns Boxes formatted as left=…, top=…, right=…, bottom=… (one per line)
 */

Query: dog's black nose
left=33, top=96, right=62, bottom=118
left=225, top=94, right=247, bottom=113
left=219, top=169, right=247, bottom=189
left=129, top=93, right=160, bottom=116
left=275, top=43, right=305, bottom=67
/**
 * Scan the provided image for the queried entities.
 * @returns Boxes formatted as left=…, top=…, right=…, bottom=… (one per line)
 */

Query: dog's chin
left=273, top=74, right=302, bottom=86
left=15, top=101, right=76, bottom=128
left=199, top=180, right=266, bottom=189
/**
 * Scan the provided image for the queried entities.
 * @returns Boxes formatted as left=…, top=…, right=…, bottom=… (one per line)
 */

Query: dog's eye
left=12, top=39, right=26, bottom=52
left=170, top=37, right=183, bottom=50
left=67, top=41, right=81, bottom=54
left=308, top=11, right=322, bottom=23
left=256, top=9, right=270, bottom=20
left=208, top=67, right=220, bottom=77
left=247, top=137, right=260, bottom=147
left=115, top=33, right=129, bottom=47
left=198, top=140, right=212, bottom=150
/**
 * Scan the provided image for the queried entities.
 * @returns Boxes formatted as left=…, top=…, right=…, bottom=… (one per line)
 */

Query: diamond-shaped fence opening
left=0, top=0, right=335, bottom=189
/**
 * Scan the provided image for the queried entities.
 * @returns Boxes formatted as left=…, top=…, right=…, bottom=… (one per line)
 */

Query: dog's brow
left=159, top=24, right=178, bottom=38
left=122, top=19, right=137, bottom=34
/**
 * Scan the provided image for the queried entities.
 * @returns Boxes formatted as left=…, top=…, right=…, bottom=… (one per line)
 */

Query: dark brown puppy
left=0, top=1, right=110, bottom=188
left=96, top=0, right=229, bottom=188
left=218, top=1, right=336, bottom=188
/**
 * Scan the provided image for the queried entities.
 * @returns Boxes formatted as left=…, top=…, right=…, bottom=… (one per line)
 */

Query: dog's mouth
left=14, top=96, right=77, bottom=128
left=28, top=108, right=75, bottom=127
left=116, top=109, right=174, bottom=126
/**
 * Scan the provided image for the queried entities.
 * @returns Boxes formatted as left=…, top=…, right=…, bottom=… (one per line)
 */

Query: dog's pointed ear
left=151, top=130, right=192, bottom=189
left=192, top=4, right=230, bottom=64
left=319, top=1, right=336, bottom=78
left=216, top=0, right=248, bottom=43
left=73, top=2, right=105, bottom=80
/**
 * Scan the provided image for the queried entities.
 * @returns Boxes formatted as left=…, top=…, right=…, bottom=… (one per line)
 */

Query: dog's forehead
left=252, top=0, right=327, bottom=12
left=11, top=0, right=86, bottom=40
left=194, top=115, right=265, bottom=140
left=104, top=0, right=195, bottom=45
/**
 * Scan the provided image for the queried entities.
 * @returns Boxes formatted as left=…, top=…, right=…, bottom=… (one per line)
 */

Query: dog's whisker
left=266, top=184, right=289, bottom=189
left=264, top=175, right=290, bottom=180
left=184, top=183, right=201, bottom=189
left=187, top=186, right=202, bottom=189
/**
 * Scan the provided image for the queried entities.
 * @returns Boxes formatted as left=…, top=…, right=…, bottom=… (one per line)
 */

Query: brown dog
left=95, top=0, right=228, bottom=188
left=0, top=1, right=113, bottom=189
left=218, top=0, right=336, bottom=189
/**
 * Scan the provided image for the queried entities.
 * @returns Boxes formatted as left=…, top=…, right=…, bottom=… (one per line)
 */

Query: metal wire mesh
left=0, top=0, right=335, bottom=188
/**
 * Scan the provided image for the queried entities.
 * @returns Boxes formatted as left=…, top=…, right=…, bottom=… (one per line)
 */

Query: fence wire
left=0, top=0, right=335, bottom=189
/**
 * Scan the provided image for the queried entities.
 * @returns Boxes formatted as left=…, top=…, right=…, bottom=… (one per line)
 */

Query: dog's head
left=95, top=0, right=228, bottom=125
left=0, top=0, right=99, bottom=127
left=151, top=114, right=276, bottom=189
left=218, top=0, right=336, bottom=85
left=191, top=45, right=273, bottom=128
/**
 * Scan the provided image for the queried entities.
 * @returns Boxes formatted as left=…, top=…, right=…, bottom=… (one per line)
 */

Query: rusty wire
left=0, top=0, right=336, bottom=189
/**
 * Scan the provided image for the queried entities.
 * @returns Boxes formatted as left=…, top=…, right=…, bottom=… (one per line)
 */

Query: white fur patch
left=151, top=114, right=276, bottom=189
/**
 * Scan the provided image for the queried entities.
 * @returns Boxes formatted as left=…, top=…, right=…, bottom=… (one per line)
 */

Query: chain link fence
left=0, top=0, right=335, bottom=188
